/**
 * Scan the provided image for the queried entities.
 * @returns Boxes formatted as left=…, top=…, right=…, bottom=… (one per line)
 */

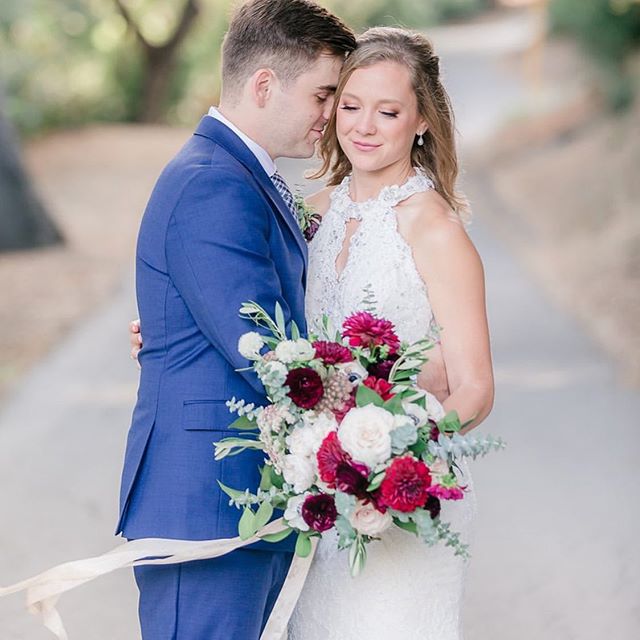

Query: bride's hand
left=129, top=319, right=142, bottom=367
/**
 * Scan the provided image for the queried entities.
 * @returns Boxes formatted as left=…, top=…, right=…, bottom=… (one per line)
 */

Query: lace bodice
left=305, top=169, right=440, bottom=344
left=289, top=171, right=477, bottom=640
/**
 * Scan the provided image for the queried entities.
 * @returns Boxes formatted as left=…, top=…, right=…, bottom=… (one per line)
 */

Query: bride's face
left=336, top=61, right=426, bottom=174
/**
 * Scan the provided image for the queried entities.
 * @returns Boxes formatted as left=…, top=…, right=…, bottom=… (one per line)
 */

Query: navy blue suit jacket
left=117, top=117, right=307, bottom=552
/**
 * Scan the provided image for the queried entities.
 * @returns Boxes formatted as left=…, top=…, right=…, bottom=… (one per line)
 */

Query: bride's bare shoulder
left=305, top=186, right=335, bottom=218
left=397, top=188, right=467, bottom=246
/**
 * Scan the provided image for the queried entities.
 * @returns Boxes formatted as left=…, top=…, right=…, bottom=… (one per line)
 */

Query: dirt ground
left=475, top=95, right=640, bottom=386
left=0, top=125, right=190, bottom=401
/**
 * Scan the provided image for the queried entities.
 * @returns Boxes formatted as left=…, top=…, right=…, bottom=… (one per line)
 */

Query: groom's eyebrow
left=318, top=84, right=337, bottom=93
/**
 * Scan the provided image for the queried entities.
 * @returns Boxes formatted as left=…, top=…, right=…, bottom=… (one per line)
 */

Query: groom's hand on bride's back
left=129, top=319, right=142, bottom=366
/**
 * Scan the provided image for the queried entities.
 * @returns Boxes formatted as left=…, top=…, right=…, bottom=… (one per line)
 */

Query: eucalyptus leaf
left=390, top=423, right=418, bottom=453
left=260, top=527, right=294, bottom=543
left=295, top=532, right=313, bottom=557
left=217, top=480, right=245, bottom=501
left=239, top=507, right=257, bottom=540
left=254, top=501, right=274, bottom=530
left=291, top=320, right=301, bottom=340
left=275, top=302, right=286, bottom=337
left=382, top=394, right=405, bottom=415
left=335, top=491, right=356, bottom=517
left=366, top=470, right=386, bottom=492
left=356, top=384, right=384, bottom=408
left=229, top=415, right=256, bottom=430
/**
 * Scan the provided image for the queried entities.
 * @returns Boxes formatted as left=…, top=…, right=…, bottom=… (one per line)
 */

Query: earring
left=417, top=133, right=424, bottom=146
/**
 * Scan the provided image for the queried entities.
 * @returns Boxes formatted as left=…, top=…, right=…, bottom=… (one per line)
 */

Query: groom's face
left=269, top=53, right=344, bottom=159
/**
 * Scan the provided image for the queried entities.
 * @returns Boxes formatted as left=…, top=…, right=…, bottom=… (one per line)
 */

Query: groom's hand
left=129, top=319, right=142, bottom=367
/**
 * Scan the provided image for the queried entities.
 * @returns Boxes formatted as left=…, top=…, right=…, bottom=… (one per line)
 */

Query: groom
left=116, top=1, right=355, bottom=638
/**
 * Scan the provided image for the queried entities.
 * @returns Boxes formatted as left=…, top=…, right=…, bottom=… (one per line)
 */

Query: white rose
left=281, top=454, right=315, bottom=493
left=284, top=494, right=310, bottom=531
left=275, top=340, right=297, bottom=363
left=338, top=405, right=395, bottom=468
left=336, top=360, right=369, bottom=386
left=238, top=331, right=264, bottom=360
left=287, top=413, right=337, bottom=459
left=349, top=500, right=392, bottom=536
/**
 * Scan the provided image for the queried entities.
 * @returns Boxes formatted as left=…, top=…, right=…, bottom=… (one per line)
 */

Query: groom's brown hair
left=221, top=0, right=355, bottom=99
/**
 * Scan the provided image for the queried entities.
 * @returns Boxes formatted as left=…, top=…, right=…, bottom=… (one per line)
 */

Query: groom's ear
left=250, top=68, right=277, bottom=108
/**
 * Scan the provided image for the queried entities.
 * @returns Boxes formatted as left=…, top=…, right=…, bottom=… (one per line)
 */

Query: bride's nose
left=355, top=110, right=376, bottom=136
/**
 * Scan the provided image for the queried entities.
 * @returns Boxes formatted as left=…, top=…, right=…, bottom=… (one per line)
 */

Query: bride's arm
left=398, top=192, right=494, bottom=431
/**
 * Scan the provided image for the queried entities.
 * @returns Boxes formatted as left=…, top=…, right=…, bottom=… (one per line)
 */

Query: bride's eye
left=340, top=104, right=358, bottom=111
left=381, top=111, right=398, bottom=118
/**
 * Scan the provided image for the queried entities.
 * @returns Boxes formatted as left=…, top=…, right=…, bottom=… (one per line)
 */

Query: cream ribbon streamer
left=0, top=518, right=317, bottom=640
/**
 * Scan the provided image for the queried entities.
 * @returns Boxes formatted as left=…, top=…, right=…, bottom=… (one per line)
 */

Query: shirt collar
left=207, top=107, right=276, bottom=178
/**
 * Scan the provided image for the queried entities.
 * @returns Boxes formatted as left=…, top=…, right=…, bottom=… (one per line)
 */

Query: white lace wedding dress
left=288, top=170, right=477, bottom=640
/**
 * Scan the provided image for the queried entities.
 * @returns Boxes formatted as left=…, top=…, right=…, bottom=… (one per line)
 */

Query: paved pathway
left=1, top=10, right=638, bottom=640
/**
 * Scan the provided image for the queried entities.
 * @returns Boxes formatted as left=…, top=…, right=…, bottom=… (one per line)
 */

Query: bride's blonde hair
left=314, top=27, right=469, bottom=218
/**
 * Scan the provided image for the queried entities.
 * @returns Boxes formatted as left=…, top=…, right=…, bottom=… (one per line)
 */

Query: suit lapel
left=193, top=117, right=309, bottom=269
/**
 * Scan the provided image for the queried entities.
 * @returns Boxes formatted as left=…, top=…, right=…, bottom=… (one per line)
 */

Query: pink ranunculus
left=342, top=311, right=401, bottom=354
left=312, top=340, right=354, bottom=365
left=427, top=484, right=466, bottom=501
left=362, top=376, right=395, bottom=401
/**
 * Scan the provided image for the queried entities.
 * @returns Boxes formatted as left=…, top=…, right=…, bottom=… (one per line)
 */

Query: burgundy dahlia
left=301, top=493, right=337, bottom=532
left=335, top=460, right=370, bottom=498
left=312, top=340, right=353, bottom=365
left=316, top=431, right=350, bottom=486
left=362, top=376, right=395, bottom=401
left=379, top=456, right=432, bottom=513
left=425, top=495, right=441, bottom=519
left=285, top=367, right=324, bottom=409
left=342, top=311, right=401, bottom=354
left=367, top=354, right=399, bottom=381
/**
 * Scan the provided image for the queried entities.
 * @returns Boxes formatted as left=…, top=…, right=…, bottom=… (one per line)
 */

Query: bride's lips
left=311, top=128, right=324, bottom=141
left=352, top=140, right=381, bottom=152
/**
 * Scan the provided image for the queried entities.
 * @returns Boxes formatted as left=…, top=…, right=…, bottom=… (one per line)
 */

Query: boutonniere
left=293, top=193, right=322, bottom=242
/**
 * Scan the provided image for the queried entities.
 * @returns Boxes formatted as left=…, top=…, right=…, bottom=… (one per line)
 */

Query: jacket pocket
left=182, top=400, right=234, bottom=431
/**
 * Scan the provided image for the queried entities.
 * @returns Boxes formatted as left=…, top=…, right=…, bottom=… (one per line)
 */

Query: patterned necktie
left=270, top=171, right=299, bottom=223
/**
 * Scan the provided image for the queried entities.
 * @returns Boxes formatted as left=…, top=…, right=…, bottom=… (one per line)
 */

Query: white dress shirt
left=207, top=106, right=276, bottom=178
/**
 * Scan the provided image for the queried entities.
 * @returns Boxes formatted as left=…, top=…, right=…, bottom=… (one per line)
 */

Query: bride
left=130, top=26, right=493, bottom=640
left=287, top=27, right=493, bottom=640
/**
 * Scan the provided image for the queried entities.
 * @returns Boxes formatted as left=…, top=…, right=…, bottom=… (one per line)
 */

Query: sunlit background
left=0, top=1, right=639, bottom=639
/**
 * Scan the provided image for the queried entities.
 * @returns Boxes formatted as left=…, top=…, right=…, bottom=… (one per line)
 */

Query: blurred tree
left=113, top=0, right=201, bottom=122
left=550, top=0, right=640, bottom=108
left=0, top=85, right=62, bottom=251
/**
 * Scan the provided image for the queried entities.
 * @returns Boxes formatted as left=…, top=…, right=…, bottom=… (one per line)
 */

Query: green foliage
left=326, top=0, right=490, bottom=30
left=0, top=0, right=228, bottom=134
left=1, top=0, right=491, bottom=134
left=549, top=0, right=640, bottom=109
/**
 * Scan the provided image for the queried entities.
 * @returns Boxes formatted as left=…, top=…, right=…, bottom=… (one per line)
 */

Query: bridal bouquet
left=215, top=302, right=504, bottom=576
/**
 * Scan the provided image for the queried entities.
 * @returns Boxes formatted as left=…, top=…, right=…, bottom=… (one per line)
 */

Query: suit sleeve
left=165, top=166, right=294, bottom=395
